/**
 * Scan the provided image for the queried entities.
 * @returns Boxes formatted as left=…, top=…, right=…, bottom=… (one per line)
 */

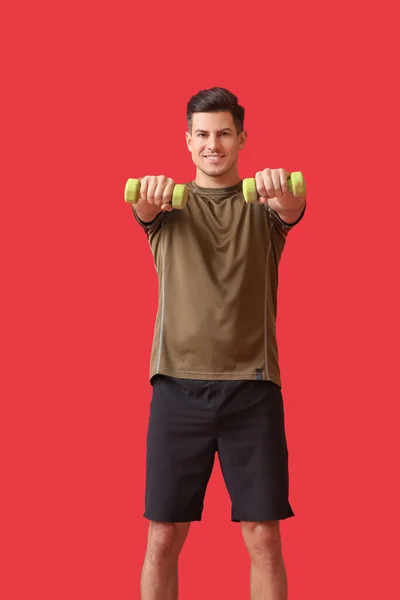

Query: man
left=131, top=87, right=306, bottom=599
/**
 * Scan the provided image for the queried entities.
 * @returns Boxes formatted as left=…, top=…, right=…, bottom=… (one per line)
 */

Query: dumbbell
left=242, top=171, right=306, bottom=203
left=124, top=172, right=306, bottom=209
left=124, top=178, right=189, bottom=209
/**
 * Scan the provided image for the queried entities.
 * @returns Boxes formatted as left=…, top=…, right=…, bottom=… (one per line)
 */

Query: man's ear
left=185, top=131, right=192, bottom=152
left=239, top=130, right=248, bottom=150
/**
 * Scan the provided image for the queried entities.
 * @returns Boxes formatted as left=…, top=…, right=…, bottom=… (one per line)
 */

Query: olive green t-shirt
left=133, top=180, right=305, bottom=386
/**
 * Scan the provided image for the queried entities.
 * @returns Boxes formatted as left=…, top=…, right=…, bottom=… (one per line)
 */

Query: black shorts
left=144, top=375, right=295, bottom=523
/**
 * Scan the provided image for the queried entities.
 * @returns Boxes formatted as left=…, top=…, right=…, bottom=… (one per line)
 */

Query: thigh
left=217, top=380, right=294, bottom=522
left=145, top=376, right=217, bottom=522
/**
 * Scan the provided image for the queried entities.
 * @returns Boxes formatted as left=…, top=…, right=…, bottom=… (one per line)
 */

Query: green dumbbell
left=124, top=178, right=189, bottom=210
left=242, top=171, right=306, bottom=204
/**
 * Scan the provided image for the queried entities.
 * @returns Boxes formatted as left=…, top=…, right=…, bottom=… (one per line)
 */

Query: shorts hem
left=231, top=507, right=295, bottom=523
left=144, top=512, right=202, bottom=523
left=232, top=514, right=295, bottom=523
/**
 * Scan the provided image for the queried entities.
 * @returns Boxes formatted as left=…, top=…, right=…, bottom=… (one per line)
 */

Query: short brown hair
left=187, top=87, right=245, bottom=133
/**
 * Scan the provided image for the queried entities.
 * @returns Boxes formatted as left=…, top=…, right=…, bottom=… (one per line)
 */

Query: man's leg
left=241, top=521, right=288, bottom=600
left=140, top=521, right=190, bottom=600
left=142, top=376, right=217, bottom=598
left=216, top=380, right=294, bottom=599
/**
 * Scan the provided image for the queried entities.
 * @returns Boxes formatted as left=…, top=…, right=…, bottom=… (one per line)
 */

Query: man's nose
left=207, top=134, right=220, bottom=150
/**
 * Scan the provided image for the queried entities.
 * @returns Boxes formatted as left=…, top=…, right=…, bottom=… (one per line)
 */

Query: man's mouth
left=204, top=154, right=225, bottom=162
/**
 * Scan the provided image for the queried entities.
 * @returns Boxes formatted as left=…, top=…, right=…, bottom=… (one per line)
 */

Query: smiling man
left=131, top=87, right=306, bottom=600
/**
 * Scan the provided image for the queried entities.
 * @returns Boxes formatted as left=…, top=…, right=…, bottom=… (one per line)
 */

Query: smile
left=204, top=155, right=225, bottom=161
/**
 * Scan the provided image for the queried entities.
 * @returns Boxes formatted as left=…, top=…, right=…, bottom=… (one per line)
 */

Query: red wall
left=2, top=0, right=399, bottom=598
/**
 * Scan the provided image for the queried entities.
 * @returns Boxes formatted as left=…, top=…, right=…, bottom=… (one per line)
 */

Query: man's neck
left=194, top=169, right=241, bottom=189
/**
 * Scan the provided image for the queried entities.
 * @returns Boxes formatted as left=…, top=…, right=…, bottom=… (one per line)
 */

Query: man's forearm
left=132, top=204, right=162, bottom=223
left=267, top=192, right=306, bottom=223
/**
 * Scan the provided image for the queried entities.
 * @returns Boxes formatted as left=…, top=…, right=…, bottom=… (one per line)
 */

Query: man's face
left=185, top=111, right=247, bottom=179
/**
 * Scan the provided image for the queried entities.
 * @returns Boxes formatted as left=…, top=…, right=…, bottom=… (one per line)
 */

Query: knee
left=241, top=521, right=283, bottom=565
left=146, top=521, right=190, bottom=561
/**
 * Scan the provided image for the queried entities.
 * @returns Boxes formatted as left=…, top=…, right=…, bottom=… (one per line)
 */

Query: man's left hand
left=255, top=168, right=289, bottom=204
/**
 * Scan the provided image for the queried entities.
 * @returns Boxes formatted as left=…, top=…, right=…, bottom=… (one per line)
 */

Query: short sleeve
left=131, top=206, right=167, bottom=236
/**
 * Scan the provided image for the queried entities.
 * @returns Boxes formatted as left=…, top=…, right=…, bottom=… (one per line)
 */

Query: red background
left=1, top=0, right=399, bottom=598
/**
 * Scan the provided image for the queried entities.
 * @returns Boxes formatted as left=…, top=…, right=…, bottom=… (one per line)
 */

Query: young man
left=131, top=87, right=306, bottom=600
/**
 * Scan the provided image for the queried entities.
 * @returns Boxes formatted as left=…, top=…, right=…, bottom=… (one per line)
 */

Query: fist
left=255, top=168, right=289, bottom=203
left=139, top=175, right=175, bottom=212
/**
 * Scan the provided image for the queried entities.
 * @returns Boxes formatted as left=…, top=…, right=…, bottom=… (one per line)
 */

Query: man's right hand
left=136, top=176, right=175, bottom=213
